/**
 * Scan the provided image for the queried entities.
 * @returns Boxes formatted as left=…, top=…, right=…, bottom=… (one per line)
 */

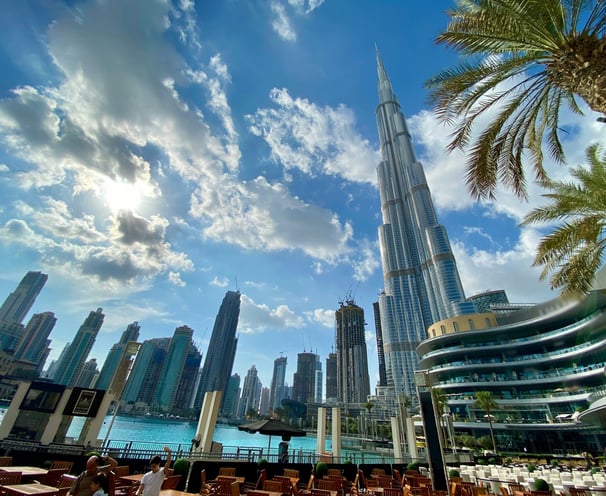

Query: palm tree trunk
left=549, top=34, right=606, bottom=115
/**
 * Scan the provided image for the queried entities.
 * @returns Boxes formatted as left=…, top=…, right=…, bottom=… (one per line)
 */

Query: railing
left=0, top=438, right=420, bottom=466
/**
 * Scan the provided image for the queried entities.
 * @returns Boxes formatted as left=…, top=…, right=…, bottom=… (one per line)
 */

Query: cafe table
left=2, top=483, right=59, bottom=496
left=0, top=467, right=48, bottom=479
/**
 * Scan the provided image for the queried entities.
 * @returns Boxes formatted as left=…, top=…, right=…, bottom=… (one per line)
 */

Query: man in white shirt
left=137, top=446, right=172, bottom=496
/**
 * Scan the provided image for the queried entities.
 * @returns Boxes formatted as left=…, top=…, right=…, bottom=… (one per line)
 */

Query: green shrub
left=406, top=462, right=420, bottom=472
left=477, top=458, right=487, bottom=465
left=315, top=462, right=328, bottom=478
left=527, top=463, right=536, bottom=473
left=533, top=479, right=549, bottom=492
left=488, top=457, right=497, bottom=465
left=172, top=458, right=189, bottom=475
left=448, top=469, right=460, bottom=478
left=551, top=459, right=559, bottom=467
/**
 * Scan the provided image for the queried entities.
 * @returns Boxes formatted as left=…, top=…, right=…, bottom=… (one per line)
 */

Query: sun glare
left=103, top=179, right=143, bottom=213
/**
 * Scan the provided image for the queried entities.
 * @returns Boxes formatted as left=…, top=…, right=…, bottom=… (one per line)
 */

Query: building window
left=468, top=319, right=475, bottom=330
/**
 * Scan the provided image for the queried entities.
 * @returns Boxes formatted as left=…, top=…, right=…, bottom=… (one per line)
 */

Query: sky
left=0, top=0, right=603, bottom=394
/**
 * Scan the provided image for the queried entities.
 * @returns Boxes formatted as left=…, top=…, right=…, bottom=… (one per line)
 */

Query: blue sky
left=0, top=0, right=603, bottom=393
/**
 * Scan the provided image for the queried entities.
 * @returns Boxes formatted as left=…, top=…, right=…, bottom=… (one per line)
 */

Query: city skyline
left=0, top=1, right=601, bottom=390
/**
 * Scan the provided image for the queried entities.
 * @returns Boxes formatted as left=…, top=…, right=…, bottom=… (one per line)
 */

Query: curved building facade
left=417, top=290, right=606, bottom=453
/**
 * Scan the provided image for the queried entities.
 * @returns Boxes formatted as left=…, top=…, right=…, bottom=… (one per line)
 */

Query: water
left=67, top=415, right=326, bottom=453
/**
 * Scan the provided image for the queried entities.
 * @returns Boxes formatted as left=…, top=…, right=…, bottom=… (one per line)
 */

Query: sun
left=103, top=178, right=143, bottom=213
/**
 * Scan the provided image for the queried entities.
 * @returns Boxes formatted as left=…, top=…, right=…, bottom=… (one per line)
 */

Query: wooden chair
left=312, top=490, right=332, bottom=496
left=162, top=475, right=182, bottom=490
left=316, top=479, right=339, bottom=491
left=299, top=475, right=314, bottom=495
left=114, top=466, right=130, bottom=479
left=0, top=457, right=12, bottom=467
left=213, top=480, right=235, bottom=496
left=284, top=469, right=300, bottom=479
left=41, top=468, right=69, bottom=487
left=50, top=461, right=74, bottom=472
left=263, top=480, right=284, bottom=492
left=500, top=487, right=510, bottom=496
left=0, top=472, right=22, bottom=485
left=230, top=482, right=240, bottom=496
left=384, top=488, right=403, bottom=496
left=371, top=469, right=386, bottom=477
left=473, top=486, right=489, bottom=496
left=219, top=468, right=237, bottom=477
left=328, top=470, right=343, bottom=477
left=410, top=487, right=430, bottom=496
left=393, top=470, right=403, bottom=488
left=569, top=490, right=589, bottom=496
left=242, top=470, right=266, bottom=494
left=378, top=477, right=395, bottom=489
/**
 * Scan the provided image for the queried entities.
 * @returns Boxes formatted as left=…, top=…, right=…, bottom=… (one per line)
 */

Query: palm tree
left=474, top=391, right=498, bottom=453
left=431, top=387, right=447, bottom=415
left=426, top=0, right=606, bottom=200
left=521, top=143, right=606, bottom=294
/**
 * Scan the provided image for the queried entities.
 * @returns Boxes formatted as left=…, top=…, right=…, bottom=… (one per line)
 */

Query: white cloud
left=270, top=2, right=296, bottom=42
left=306, top=308, right=334, bottom=328
left=210, top=276, right=229, bottom=288
left=247, top=88, right=379, bottom=184
left=239, top=293, right=305, bottom=333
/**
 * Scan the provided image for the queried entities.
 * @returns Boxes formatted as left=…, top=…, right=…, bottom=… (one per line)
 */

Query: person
left=70, top=454, right=118, bottom=496
left=137, top=446, right=172, bottom=496
left=90, top=473, right=108, bottom=496
left=278, top=435, right=290, bottom=463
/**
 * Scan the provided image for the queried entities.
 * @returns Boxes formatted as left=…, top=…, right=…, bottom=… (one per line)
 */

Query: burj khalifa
left=375, top=50, right=475, bottom=400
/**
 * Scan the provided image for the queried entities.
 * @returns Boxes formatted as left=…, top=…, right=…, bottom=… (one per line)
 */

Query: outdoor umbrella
left=238, top=418, right=306, bottom=451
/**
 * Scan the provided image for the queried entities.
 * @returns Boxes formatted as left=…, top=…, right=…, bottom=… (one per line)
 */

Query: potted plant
left=533, top=479, right=549, bottom=492
left=315, top=462, right=328, bottom=479
left=172, top=458, right=190, bottom=491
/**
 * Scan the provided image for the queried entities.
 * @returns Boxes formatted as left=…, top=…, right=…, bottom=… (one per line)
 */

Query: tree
left=426, top=0, right=606, bottom=201
left=521, top=144, right=606, bottom=294
left=431, top=387, right=447, bottom=415
left=474, top=391, right=498, bottom=453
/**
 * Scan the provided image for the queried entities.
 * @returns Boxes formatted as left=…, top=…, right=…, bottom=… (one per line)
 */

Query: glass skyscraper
left=269, top=355, right=287, bottom=413
left=194, top=290, right=241, bottom=411
left=51, top=307, right=105, bottom=387
left=375, top=51, right=475, bottom=401
left=0, top=271, right=47, bottom=324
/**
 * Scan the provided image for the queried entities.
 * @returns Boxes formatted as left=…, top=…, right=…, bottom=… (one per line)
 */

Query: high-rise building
left=174, top=342, right=202, bottom=413
left=95, top=321, right=141, bottom=391
left=372, top=302, right=387, bottom=388
left=237, top=365, right=262, bottom=418
left=314, top=354, right=323, bottom=403
left=375, top=51, right=475, bottom=401
left=259, top=387, right=270, bottom=416
left=292, top=352, right=318, bottom=405
left=269, top=355, right=288, bottom=413
left=13, top=311, right=56, bottom=374
left=336, top=299, right=371, bottom=405
left=325, top=352, right=338, bottom=404
left=221, top=373, right=241, bottom=418
left=194, top=290, right=241, bottom=411
left=51, top=308, right=105, bottom=387
left=76, top=358, right=99, bottom=388
left=0, top=271, right=47, bottom=324
left=122, top=338, right=170, bottom=404
left=466, top=289, right=510, bottom=314
left=154, top=325, right=194, bottom=412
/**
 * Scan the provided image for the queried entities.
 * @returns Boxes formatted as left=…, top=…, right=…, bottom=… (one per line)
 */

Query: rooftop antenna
left=234, top=276, right=239, bottom=292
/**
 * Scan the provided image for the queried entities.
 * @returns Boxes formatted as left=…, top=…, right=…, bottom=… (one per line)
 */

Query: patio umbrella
left=238, top=418, right=306, bottom=451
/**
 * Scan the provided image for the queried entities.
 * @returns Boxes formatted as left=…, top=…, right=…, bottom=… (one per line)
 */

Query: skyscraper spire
left=374, top=54, right=475, bottom=402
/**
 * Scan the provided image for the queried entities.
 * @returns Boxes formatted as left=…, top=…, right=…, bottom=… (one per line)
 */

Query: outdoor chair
left=383, top=488, right=403, bottom=496
left=328, top=470, right=343, bottom=477
left=40, top=468, right=69, bottom=487
left=410, top=487, right=430, bottom=496
left=316, top=479, right=339, bottom=491
left=219, top=468, right=237, bottom=477
left=378, top=476, right=395, bottom=488
left=0, top=457, right=12, bottom=467
left=263, top=480, right=284, bottom=492
left=284, top=470, right=300, bottom=479
left=473, top=486, right=489, bottom=496
left=161, top=475, right=182, bottom=490
left=114, top=466, right=130, bottom=479
left=242, top=469, right=266, bottom=494
left=569, top=489, right=589, bottom=496
left=50, top=461, right=74, bottom=472
left=299, top=475, right=314, bottom=495
left=312, top=490, right=332, bottom=496
left=0, top=472, right=22, bottom=485
left=230, top=482, right=240, bottom=496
